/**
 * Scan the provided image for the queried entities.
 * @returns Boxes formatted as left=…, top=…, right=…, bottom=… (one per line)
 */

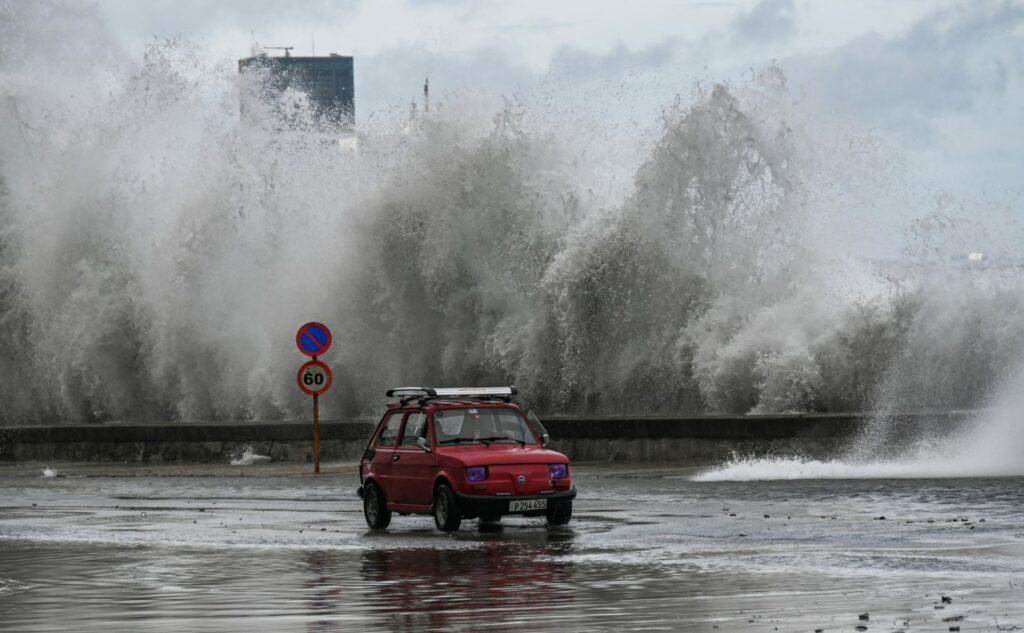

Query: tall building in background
left=238, top=50, right=354, bottom=128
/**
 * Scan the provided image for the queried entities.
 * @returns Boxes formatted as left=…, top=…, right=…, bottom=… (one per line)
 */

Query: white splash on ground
left=693, top=456, right=976, bottom=482
left=230, top=447, right=271, bottom=466
left=695, top=371, right=1024, bottom=481
left=41, top=467, right=57, bottom=478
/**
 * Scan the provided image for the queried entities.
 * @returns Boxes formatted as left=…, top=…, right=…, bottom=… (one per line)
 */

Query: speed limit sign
left=297, top=360, right=332, bottom=396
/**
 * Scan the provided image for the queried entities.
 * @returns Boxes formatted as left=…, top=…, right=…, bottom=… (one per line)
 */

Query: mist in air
left=2, top=0, right=1024, bottom=479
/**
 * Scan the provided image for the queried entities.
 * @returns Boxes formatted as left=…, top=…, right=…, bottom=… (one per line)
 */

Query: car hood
left=436, top=444, right=568, bottom=467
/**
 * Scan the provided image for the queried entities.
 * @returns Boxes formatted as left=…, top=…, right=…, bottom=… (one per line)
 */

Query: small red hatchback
left=357, top=387, right=576, bottom=532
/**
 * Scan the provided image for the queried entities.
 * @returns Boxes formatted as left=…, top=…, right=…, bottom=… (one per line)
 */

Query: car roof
left=386, top=399, right=521, bottom=412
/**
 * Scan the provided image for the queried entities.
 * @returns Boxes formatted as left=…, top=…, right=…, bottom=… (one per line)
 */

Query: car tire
left=363, top=482, right=391, bottom=530
left=433, top=484, right=462, bottom=532
left=546, top=501, right=572, bottom=526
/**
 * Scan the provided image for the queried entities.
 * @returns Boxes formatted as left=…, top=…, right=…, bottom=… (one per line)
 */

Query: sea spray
left=230, top=447, right=271, bottom=466
left=695, top=361, right=1024, bottom=481
left=1, top=2, right=1023, bottom=432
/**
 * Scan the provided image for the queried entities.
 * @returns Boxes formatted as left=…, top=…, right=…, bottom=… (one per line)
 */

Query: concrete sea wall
left=0, top=412, right=971, bottom=463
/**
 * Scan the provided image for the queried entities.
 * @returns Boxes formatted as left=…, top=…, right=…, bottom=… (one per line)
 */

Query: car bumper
left=454, top=488, right=576, bottom=517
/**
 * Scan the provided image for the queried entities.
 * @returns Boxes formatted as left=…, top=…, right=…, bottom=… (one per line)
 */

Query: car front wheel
left=363, top=482, right=391, bottom=530
left=546, top=500, right=572, bottom=526
left=433, top=484, right=462, bottom=532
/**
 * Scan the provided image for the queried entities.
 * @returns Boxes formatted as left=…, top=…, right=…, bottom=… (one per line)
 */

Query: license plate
left=509, top=499, right=547, bottom=512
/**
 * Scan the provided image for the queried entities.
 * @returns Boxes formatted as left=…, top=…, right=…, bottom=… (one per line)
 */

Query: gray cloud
left=548, top=39, right=681, bottom=78
left=731, top=0, right=796, bottom=45
left=792, top=1, right=1024, bottom=138
left=356, top=44, right=537, bottom=116
left=84, top=0, right=1024, bottom=161
left=99, top=0, right=357, bottom=37
left=356, top=37, right=694, bottom=119
left=774, top=0, right=1024, bottom=143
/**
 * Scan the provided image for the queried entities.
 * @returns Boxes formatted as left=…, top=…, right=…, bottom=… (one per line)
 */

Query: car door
left=370, top=411, right=404, bottom=502
left=390, top=411, right=436, bottom=507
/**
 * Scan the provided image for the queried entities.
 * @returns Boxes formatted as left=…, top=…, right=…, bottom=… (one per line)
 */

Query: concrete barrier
left=0, top=421, right=375, bottom=464
left=542, top=411, right=970, bottom=461
left=0, top=411, right=972, bottom=463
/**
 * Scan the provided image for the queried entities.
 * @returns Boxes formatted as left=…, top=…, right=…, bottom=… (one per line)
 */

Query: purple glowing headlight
left=466, top=466, right=487, bottom=482
left=549, top=464, right=568, bottom=480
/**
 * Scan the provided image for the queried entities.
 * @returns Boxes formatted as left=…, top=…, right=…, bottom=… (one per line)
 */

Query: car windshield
left=434, top=407, right=537, bottom=445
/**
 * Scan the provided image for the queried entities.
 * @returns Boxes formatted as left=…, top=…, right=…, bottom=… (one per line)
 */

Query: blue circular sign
left=296, top=322, right=332, bottom=357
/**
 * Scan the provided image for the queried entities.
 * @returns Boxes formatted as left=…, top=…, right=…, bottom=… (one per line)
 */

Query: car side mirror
left=541, top=433, right=550, bottom=447
left=416, top=436, right=431, bottom=453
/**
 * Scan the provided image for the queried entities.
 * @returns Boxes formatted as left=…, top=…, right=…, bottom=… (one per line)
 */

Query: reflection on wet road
left=0, top=463, right=1022, bottom=631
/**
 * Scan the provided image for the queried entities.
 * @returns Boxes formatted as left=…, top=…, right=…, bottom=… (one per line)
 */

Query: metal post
left=312, top=355, right=321, bottom=474
left=313, top=392, right=320, bottom=474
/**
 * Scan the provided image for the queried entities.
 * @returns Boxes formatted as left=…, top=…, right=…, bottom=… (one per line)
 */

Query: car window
left=434, top=407, right=537, bottom=445
left=377, top=412, right=403, bottom=447
left=399, top=412, right=428, bottom=446
left=526, top=409, right=548, bottom=438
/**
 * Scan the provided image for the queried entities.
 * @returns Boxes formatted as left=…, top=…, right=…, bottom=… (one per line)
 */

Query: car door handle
left=392, top=454, right=400, bottom=462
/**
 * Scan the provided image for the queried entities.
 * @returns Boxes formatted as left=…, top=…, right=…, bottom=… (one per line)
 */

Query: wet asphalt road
left=0, top=462, right=1022, bottom=632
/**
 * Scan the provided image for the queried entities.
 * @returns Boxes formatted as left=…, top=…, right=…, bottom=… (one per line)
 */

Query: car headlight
left=466, top=466, right=487, bottom=482
left=549, top=464, right=568, bottom=479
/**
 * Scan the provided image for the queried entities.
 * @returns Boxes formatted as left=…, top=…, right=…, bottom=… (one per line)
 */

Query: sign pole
left=312, top=354, right=321, bottom=475
left=313, top=391, right=321, bottom=475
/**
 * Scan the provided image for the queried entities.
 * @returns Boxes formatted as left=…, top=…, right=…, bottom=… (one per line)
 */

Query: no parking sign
left=296, top=322, right=332, bottom=357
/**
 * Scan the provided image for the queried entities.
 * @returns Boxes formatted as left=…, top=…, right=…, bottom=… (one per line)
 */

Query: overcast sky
left=90, top=0, right=1024, bottom=235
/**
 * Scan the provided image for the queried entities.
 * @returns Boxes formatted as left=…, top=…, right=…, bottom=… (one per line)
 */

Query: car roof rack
left=385, top=386, right=518, bottom=406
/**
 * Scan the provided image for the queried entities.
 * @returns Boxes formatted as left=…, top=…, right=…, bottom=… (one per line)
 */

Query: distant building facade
left=238, top=53, right=354, bottom=128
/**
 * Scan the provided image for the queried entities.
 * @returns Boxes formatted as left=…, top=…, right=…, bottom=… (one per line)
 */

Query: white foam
left=41, top=467, right=57, bottom=478
left=694, top=456, right=974, bottom=482
left=230, top=447, right=271, bottom=466
left=695, top=370, right=1024, bottom=481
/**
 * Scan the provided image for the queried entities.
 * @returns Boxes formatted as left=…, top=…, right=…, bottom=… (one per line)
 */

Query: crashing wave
left=1, top=3, right=1022, bottom=433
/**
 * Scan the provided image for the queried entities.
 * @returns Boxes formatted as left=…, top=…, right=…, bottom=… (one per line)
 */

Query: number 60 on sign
left=297, top=360, right=332, bottom=396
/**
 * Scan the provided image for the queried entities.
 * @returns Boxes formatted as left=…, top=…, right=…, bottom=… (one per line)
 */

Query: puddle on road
left=0, top=465, right=1022, bottom=631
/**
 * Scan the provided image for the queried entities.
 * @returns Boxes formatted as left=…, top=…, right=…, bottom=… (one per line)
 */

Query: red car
left=357, top=387, right=576, bottom=532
